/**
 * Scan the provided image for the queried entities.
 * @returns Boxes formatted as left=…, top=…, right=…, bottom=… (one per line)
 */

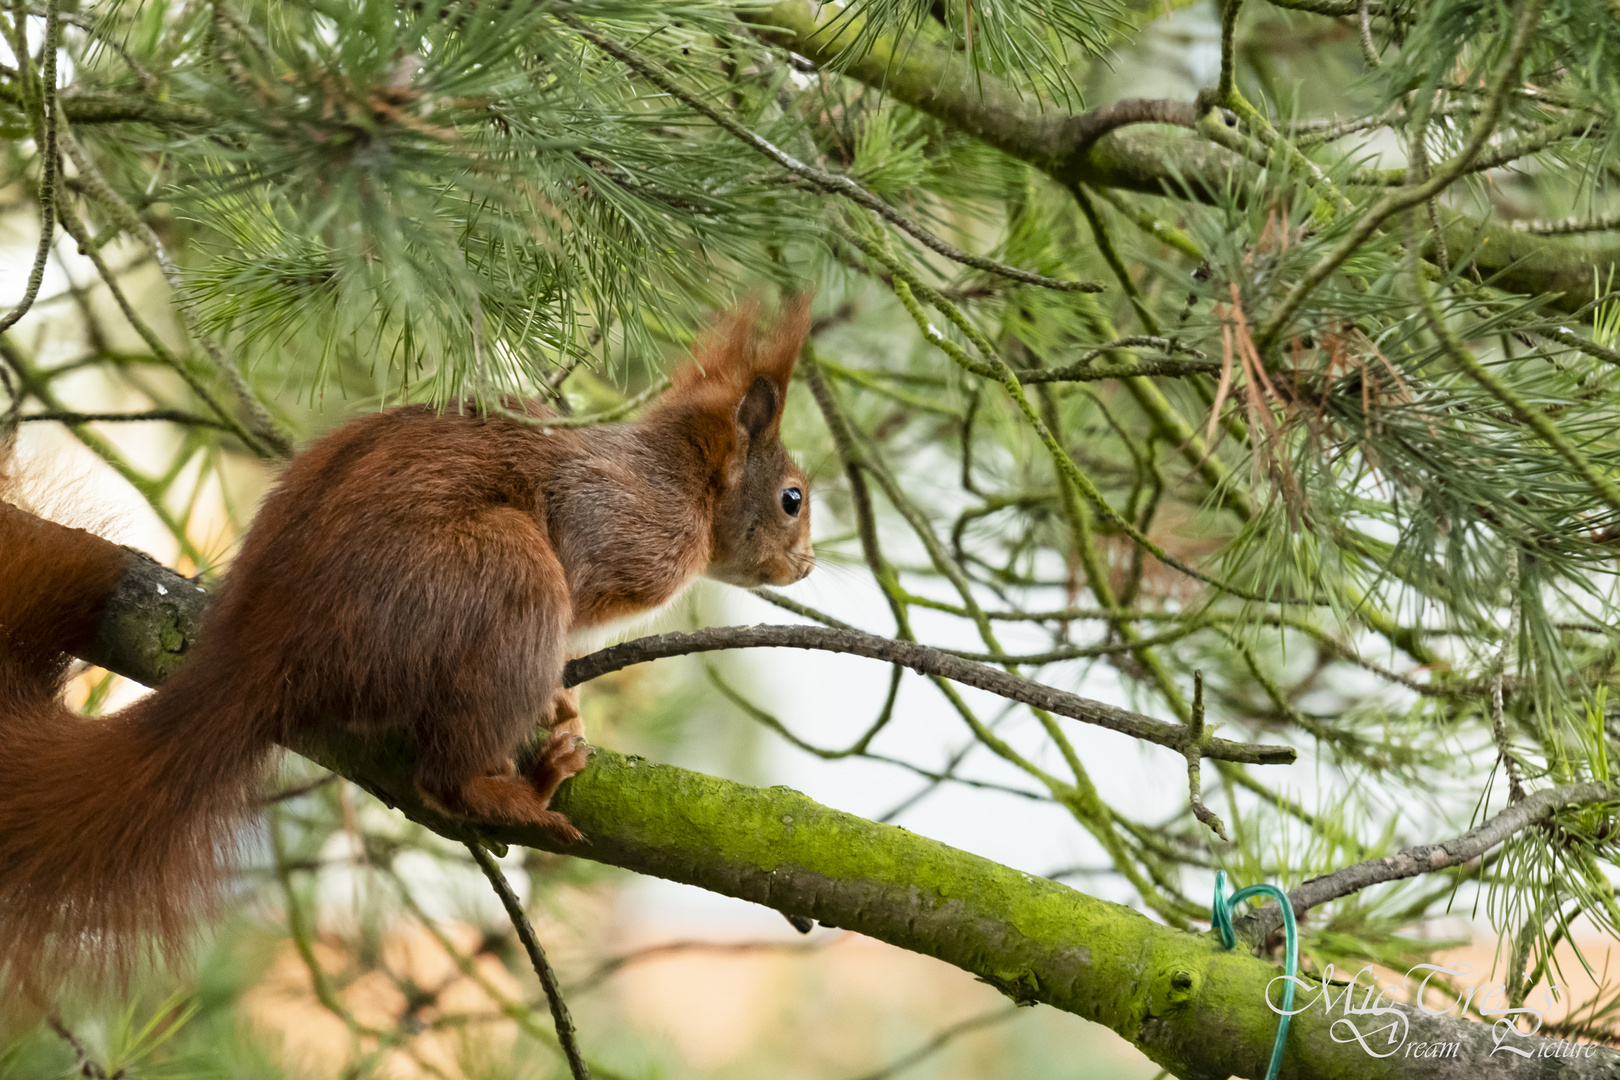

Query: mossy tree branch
left=52, top=510, right=1620, bottom=1080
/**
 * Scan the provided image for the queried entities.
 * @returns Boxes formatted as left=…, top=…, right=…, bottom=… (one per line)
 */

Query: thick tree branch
left=45, top=512, right=1620, bottom=1079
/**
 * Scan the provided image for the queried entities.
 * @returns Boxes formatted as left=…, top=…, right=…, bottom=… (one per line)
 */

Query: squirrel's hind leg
left=409, top=506, right=585, bottom=843
left=420, top=763, right=585, bottom=844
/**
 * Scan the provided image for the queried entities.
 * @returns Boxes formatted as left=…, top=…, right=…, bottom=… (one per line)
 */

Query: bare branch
left=263, top=772, right=338, bottom=805
left=849, top=1006, right=1022, bottom=1080
left=467, top=842, right=591, bottom=1080
left=1237, top=781, right=1620, bottom=943
left=1263, top=0, right=1402, bottom=16
left=494, top=376, right=671, bottom=430
left=563, top=624, right=1296, bottom=765
left=1183, top=672, right=1228, bottom=840
left=569, top=936, right=834, bottom=995
left=21, top=408, right=232, bottom=429
left=47, top=1016, right=112, bottom=1080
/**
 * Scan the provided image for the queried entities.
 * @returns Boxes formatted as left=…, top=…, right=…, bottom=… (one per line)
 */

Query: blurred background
left=6, top=0, right=1620, bottom=1075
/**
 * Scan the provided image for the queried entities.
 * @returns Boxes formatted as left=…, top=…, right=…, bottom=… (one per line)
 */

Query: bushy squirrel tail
left=0, top=500, right=275, bottom=998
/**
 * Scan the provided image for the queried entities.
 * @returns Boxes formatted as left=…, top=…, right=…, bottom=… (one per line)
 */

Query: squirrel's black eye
left=780, top=487, right=803, bottom=516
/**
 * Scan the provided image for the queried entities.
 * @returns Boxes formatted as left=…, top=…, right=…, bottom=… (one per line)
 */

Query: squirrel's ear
left=737, top=376, right=780, bottom=441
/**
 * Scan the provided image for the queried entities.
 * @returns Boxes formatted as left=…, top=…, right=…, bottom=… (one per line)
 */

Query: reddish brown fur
left=0, top=505, right=269, bottom=999
left=0, top=301, right=813, bottom=997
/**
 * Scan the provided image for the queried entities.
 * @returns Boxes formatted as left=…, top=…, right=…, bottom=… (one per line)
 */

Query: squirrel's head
left=658, top=297, right=814, bottom=588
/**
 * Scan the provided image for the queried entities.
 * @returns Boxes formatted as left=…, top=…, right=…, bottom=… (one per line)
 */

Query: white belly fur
left=567, top=578, right=700, bottom=655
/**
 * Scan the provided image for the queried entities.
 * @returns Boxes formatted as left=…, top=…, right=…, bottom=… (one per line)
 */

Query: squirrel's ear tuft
left=753, top=292, right=812, bottom=395
left=672, top=301, right=758, bottom=396
left=664, top=294, right=812, bottom=434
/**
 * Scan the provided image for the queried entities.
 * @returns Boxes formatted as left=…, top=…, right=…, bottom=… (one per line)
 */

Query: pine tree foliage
left=7, top=0, right=1620, bottom=1067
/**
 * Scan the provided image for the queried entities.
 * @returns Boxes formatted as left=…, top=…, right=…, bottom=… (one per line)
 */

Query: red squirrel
left=0, top=299, right=813, bottom=996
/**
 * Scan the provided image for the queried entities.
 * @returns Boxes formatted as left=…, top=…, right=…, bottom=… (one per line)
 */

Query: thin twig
left=1216, top=0, right=1242, bottom=106
left=495, top=375, right=671, bottom=430
left=1235, top=780, right=1620, bottom=942
left=1492, top=554, right=1527, bottom=801
left=569, top=937, right=835, bottom=994
left=21, top=408, right=231, bottom=429
left=1351, top=114, right=1600, bottom=187
left=1262, top=0, right=1405, bottom=16
left=1184, top=672, right=1228, bottom=839
left=466, top=842, right=590, bottom=1080
left=1356, top=0, right=1380, bottom=67
left=564, top=624, right=1296, bottom=765
left=387, top=865, right=629, bottom=1080
left=1537, top=325, right=1620, bottom=370
left=0, top=0, right=60, bottom=337
left=1290, top=106, right=1401, bottom=143
left=263, top=772, right=338, bottom=804
left=47, top=1016, right=113, bottom=1080
left=848, top=1006, right=1022, bottom=1080
left=751, top=586, right=861, bottom=631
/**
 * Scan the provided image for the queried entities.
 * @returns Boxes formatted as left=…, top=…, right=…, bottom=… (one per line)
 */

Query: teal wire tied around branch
left=1212, top=870, right=1298, bottom=1080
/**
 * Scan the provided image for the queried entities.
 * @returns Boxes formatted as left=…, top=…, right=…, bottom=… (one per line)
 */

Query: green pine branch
left=746, top=0, right=1620, bottom=313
